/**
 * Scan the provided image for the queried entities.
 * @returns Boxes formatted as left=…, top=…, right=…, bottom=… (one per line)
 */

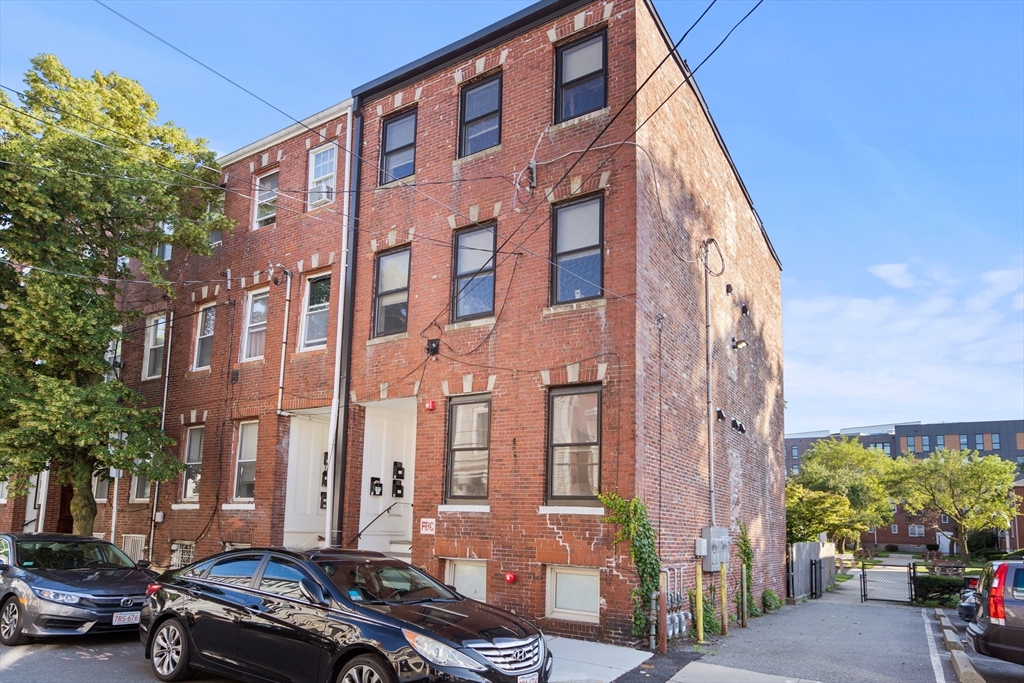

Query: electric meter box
left=701, top=526, right=730, bottom=572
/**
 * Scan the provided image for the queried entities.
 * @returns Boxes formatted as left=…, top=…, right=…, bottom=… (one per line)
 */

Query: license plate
left=518, top=674, right=538, bottom=683
left=112, top=611, right=141, bottom=626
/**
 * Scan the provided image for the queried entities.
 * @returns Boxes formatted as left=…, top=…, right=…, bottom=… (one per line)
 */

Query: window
left=209, top=554, right=263, bottom=587
left=547, top=566, right=600, bottom=622
left=259, top=556, right=309, bottom=600
left=960, top=434, right=968, bottom=449
left=867, top=527, right=876, bottom=533
left=93, top=473, right=110, bottom=502
left=243, top=290, right=269, bottom=360
left=255, top=171, right=278, bottom=229
left=452, top=226, right=495, bottom=321
left=130, top=475, right=150, bottom=503
left=791, top=446, right=798, bottom=459
left=460, top=74, right=501, bottom=157
left=0, top=538, right=9, bottom=564
left=380, top=110, right=416, bottom=184
left=555, top=31, right=606, bottom=123
left=234, top=421, right=258, bottom=500
left=104, top=326, right=122, bottom=382
left=907, top=436, right=915, bottom=452
left=301, top=275, right=330, bottom=349
left=883, top=443, right=891, bottom=455
left=446, top=559, right=486, bottom=601
left=922, top=436, right=930, bottom=452
left=143, top=315, right=166, bottom=380
left=549, top=386, right=601, bottom=500
left=374, top=248, right=410, bottom=337
left=941, top=514, right=949, bottom=524
left=936, top=435, right=944, bottom=450
left=152, top=222, right=173, bottom=261
left=992, top=434, right=1000, bottom=450
left=182, top=426, right=204, bottom=501
left=0, top=478, right=7, bottom=504
left=208, top=229, right=224, bottom=247
left=170, top=541, right=195, bottom=570
left=791, top=465, right=800, bottom=474
left=447, top=397, right=490, bottom=500
left=552, top=195, right=603, bottom=304
left=909, top=524, right=925, bottom=538
left=194, top=304, right=216, bottom=370
left=307, top=145, right=336, bottom=208
left=890, top=503, right=898, bottom=513
left=891, top=524, right=899, bottom=534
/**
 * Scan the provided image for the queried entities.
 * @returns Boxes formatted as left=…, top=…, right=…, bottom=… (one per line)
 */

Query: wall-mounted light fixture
left=741, top=304, right=749, bottom=316
left=725, top=284, right=733, bottom=295
left=731, top=337, right=748, bottom=350
left=716, top=408, right=726, bottom=421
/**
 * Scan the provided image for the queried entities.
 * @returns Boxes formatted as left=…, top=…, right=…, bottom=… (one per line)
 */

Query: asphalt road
left=0, top=631, right=235, bottom=683
left=949, top=609, right=1024, bottom=683
left=690, top=580, right=958, bottom=683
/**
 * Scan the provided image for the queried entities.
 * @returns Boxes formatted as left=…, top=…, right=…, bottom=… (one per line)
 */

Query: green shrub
left=688, top=587, right=721, bottom=636
left=914, top=574, right=963, bottom=604
left=925, top=544, right=939, bottom=552
left=885, top=544, right=899, bottom=552
left=762, top=589, right=784, bottom=612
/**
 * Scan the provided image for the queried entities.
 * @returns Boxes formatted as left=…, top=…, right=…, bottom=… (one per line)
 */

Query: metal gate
left=859, top=562, right=915, bottom=603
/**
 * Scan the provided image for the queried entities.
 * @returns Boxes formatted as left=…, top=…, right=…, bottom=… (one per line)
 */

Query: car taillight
left=146, top=583, right=162, bottom=598
left=967, top=577, right=978, bottom=589
left=988, top=564, right=1008, bottom=625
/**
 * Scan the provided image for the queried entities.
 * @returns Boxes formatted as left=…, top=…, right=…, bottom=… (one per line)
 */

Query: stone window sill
left=439, top=504, right=490, bottom=513
left=548, top=107, right=611, bottom=134
left=171, top=503, right=200, bottom=510
left=367, top=332, right=409, bottom=347
left=444, top=317, right=496, bottom=333
left=537, top=505, right=604, bottom=516
left=221, top=502, right=255, bottom=511
left=542, top=298, right=606, bottom=317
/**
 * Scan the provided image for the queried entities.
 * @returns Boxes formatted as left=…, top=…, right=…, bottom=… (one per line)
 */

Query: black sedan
left=0, top=532, right=155, bottom=645
left=141, top=547, right=552, bottom=683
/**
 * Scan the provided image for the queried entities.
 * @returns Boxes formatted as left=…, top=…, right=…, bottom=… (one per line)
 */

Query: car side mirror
left=300, top=579, right=328, bottom=606
left=137, top=560, right=152, bottom=569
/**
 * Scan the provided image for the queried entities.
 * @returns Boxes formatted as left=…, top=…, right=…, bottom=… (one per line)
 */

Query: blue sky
left=2, top=0, right=1022, bottom=433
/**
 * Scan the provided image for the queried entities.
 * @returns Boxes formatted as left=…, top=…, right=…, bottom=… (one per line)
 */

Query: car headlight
left=402, top=629, right=485, bottom=671
left=33, top=588, right=82, bottom=604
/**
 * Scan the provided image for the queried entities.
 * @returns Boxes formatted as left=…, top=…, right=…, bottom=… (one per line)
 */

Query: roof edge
left=351, top=0, right=590, bottom=101
left=217, top=99, right=354, bottom=166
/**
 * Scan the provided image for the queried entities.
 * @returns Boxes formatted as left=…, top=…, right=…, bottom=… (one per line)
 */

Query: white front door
left=358, top=398, right=416, bottom=558
left=283, top=412, right=329, bottom=549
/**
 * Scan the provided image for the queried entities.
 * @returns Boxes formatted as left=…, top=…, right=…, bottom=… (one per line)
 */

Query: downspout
left=276, top=267, right=293, bottom=413
left=325, top=104, right=356, bottom=547
left=704, top=240, right=716, bottom=527
left=150, top=309, right=173, bottom=561
left=333, top=99, right=363, bottom=547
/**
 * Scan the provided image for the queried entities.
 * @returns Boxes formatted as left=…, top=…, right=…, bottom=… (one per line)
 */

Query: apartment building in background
left=0, top=0, right=785, bottom=644
left=785, top=419, right=1024, bottom=552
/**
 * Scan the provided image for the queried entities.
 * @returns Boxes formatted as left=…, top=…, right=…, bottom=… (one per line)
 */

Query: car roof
left=213, top=546, right=390, bottom=562
left=3, top=532, right=112, bottom=543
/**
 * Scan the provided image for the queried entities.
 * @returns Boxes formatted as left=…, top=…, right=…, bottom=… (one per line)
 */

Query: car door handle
left=185, top=588, right=202, bottom=597
left=243, top=603, right=262, bottom=613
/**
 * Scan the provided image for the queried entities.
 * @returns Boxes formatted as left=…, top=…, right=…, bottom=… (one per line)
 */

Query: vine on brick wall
left=735, top=521, right=763, bottom=618
left=598, top=491, right=661, bottom=637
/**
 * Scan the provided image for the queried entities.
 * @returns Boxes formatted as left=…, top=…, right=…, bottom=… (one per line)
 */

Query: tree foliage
left=889, top=449, right=1019, bottom=561
left=785, top=481, right=863, bottom=544
left=792, top=435, right=895, bottom=544
left=0, top=54, right=231, bottom=535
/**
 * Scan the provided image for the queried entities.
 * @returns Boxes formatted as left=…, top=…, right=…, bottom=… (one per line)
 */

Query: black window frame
left=380, top=109, right=417, bottom=185
left=451, top=224, right=497, bottom=322
left=459, top=73, right=503, bottom=158
left=554, top=30, right=608, bottom=124
left=547, top=384, right=602, bottom=502
left=551, top=194, right=604, bottom=305
left=254, top=553, right=318, bottom=601
left=205, top=552, right=267, bottom=589
left=373, top=246, right=411, bottom=338
left=445, top=395, right=491, bottom=502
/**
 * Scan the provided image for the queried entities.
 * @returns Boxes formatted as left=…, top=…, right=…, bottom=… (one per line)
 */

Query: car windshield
left=15, top=540, right=137, bottom=570
left=317, top=558, right=457, bottom=604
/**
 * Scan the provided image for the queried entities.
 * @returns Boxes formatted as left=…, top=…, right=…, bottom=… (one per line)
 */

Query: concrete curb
left=942, top=627, right=964, bottom=651
left=950, top=650, right=986, bottom=683
left=934, top=608, right=946, bottom=620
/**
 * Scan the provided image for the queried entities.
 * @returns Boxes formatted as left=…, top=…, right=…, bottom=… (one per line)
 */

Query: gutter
left=150, top=309, right=173, bottom=561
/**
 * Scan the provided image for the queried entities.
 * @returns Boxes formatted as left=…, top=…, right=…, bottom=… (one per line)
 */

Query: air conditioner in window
left=310, top=185, right=333, bottom=206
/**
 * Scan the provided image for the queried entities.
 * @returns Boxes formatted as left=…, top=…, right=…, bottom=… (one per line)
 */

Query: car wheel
left=338, top=654, right=397, bottom=683
left=150, top=618, right=194, bottom=682
left=0, top=596, right=30, bottom=646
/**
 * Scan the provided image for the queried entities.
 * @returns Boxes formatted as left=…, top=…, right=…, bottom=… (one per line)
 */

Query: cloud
left=784, top=265, right=1024, bottom=433
left=869, top=263, right=916, bottom=289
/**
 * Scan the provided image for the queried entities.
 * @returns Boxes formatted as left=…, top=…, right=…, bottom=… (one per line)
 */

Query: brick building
left=1, top=0, right=786, bottom=644
left=785, top=419, right=1024, bottom=552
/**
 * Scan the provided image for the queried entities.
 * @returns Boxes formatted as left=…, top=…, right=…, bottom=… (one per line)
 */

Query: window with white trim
left=307, top=145, right=336, bottom=208
left=301, top=275, right=330, bottom=349
left=254, top=171, right=278, bottom=229
left=446, top=559, right=486, bottom=601
left=170, top=541, right=195, bottom=570
left=143, top=315, right=166, bottom=380
left=243, top=290, right=269, bottom=360
left=891, top=524, right=899, bottom=534
left=93, top=473, right=110, bottom=502
left=234, top=421, right=258, bottom=500
left=182, top=426, right=204, bottom=501
left=941, top=514, right=949, bottom=524
left=0, top=478, right=7, bottom=504
left=194, top=304, right=216, bottom=370
left=103, top=325, right=122, bottom=382
left=909, top=524, right=925, bottom=537
left=130, top=475, right=151, bottom=503
left=547, top=566, right=600, bottom=623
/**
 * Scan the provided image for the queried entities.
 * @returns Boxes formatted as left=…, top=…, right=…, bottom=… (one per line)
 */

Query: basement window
left=546, top=566, right=600, bottom=623
left=446, top=559, right=486, bottom=601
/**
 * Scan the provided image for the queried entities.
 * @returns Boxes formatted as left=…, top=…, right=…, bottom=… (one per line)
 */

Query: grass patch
left=835, top=573, right=852, bottom=583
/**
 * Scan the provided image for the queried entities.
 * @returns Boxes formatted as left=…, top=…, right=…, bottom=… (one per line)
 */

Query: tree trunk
left=957, top=528, right=969, bottom=563
left=70, top=467, right=97, bottom=537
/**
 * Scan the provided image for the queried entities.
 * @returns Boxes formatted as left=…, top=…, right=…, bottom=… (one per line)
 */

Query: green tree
left=793, top=435, right=895, bottom=546
left=889, top=449, right=1019, bottom=562
left=785, top=481, right=863, bottom=546
left=0, top=54, right=231, bottom=535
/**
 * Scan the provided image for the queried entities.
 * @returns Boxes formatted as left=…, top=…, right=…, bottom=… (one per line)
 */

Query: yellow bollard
left=720, top=561, right=728, bottom=636
left=696, top=566, right=706, bottom=644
